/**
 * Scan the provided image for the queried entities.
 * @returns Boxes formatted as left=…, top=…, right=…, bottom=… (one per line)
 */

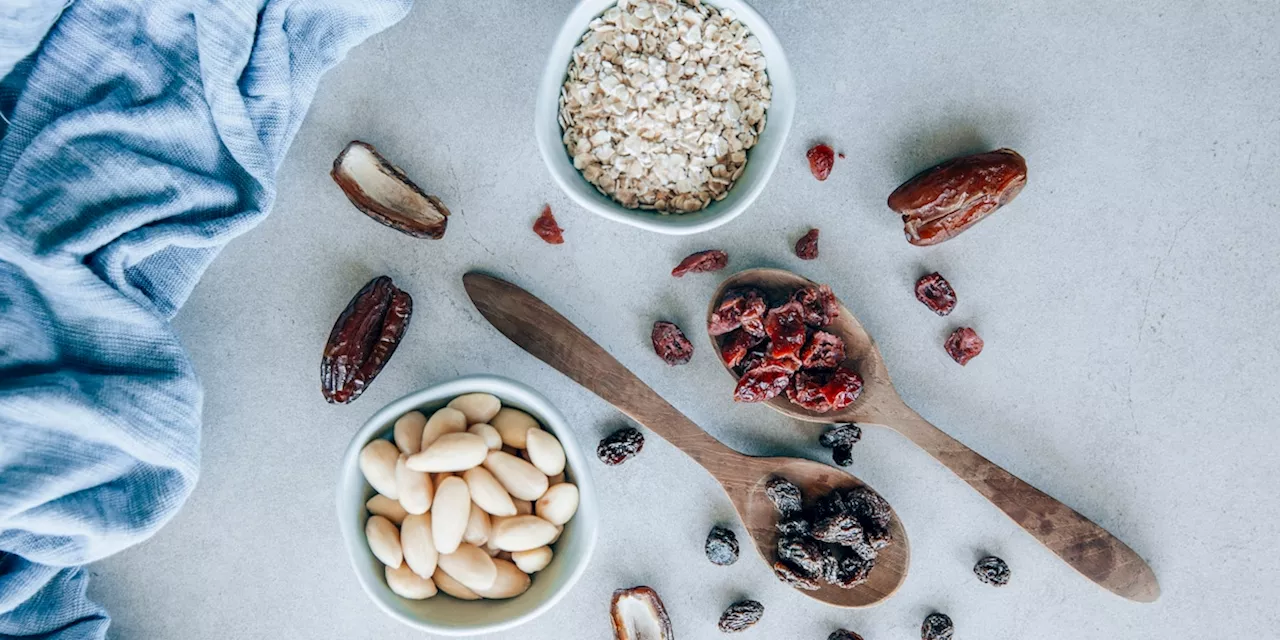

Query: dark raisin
left=944, top=327, right=984, bottom=365
left=828, top=631, right=864, bottom=640
left=915, top=272, right=957, bottom=316
left=831, top=444, right=854, bottom=467
left=795, top=228, right=820, bottom=260
left=846, top=487, right=893, bottom=530
left=596, top=427, right=644, bottom=465
left=717, top=600, right=764, bottom=633
left=974, top=555, right=1011, bottom=586
left=775, top=516, right=812, bottom=537
left=811, top=513, right=865, bottom=547
left=705, top=526, right=740, bottom=566
left=532, top=205, right=564, bottom=244
left=807, top=144, right=835, bottom=181
left=764, top=477, right=803, bottom=515
left=800, top=331, right=845, bottom=369
left=819, top=424, right=863, bottom=449
left=777, top=536, right=824, bottom=576
left=921, top=613, right=954, bottom=640
left=651, top=321, right=694, bottom=365
left=792, top=285, right=839, bottom=327
left=820, top=546, right=842, bottom=583
left=671, top=249, right=728, bottom=277
left=830, top=552, right=874, bottom=588
left=773, top=561, right=821, bottom=590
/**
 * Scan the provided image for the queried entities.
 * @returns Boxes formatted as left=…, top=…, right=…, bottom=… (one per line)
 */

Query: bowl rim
left=335, top=374, right=598, bottom=636
left=534, top=0, right=796, bottom=236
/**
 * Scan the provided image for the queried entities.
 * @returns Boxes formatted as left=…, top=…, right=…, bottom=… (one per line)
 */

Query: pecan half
left=888, top=148, right=1027, bottom=245
left=321, top=276, right=412, bottom=403
left=331, top=141, right=450, bottom=239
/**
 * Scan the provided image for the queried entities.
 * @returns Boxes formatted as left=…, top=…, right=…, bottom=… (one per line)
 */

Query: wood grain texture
left=464, top=272, right=909, bottom=607
left=710, top=268, right=1160, bottom=603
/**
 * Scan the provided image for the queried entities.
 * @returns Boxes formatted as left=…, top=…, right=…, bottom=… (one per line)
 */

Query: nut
left=365, top=494, right=408, bottom=525
left=393, top=410, right=426, bottom=454
left=400, top=513, right=439, bottom=578
left=463, top=503, right=492, bottom=546
left=490, top=515, right=560, bottom=552
left=436, top=543, right=498, bottom=592
left=385, top=564, right=437, bottom=600
left=490, top=407, right=541, bottom=449
left=421, top=407, right=468, bottom=450
left=483, top=451, right=550, bottom=501
left=462, top=467, right=517, bottom=517
left=430, top=476, right=471, bottom=554
left=432, top=567, right=481, bottom=600
left=512, top=546, right=553, bottom=574
left=468, top=423, right=503, bottom=450
left=471, top=558, right=531, bottom=599
left=365, top=515, right=403, bottom=569
left=525, top=429, right=567, bottom=476
left=359, top=439, right=400, bottom=500
left=406, top=432, right=489, bottom=473
left=447, top=393, right=502, bottom=425
left=395, top=456, right=433, bottom=515
left=535, top=483, right=580, bottom=526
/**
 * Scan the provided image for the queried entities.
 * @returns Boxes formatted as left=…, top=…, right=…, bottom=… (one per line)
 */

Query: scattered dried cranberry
left=733, top=363, right=792, bottom=402
left=764, top=302, right=807, bottom=360
left=944, top=327, right=984, bottom=365
left=807, top=144, right=835, bottom=181
left=671, top=249, right=728, bottom=277
left=774, top=561, right=821, bottom=590
left=915, top=272, right=957, bottom=316
left=596, top=427, right=644, bottom=465
left=705, top=526, right=740, bottom=566
left=829, top=631, right=863, bottom=640
left=709, top=288, right=768, bottom=336
left=719, top=329, right=763, bottom=368
left=651, top=321, right=693, bottom=365
left=819, top=424, right=862, bottom=449
left=795, top=228, right=820, bottom=260
left=974, top=555, right=1011, bottom=586
left=801, top=331, right=845, bottom=369
left=792, top=285, right=839, bottom=327
left=921, top=613, right=954, bottom=640
left=765, top=477, right=803, bottom=515
left=718, top=600, right=764, bottom=632
left=532, top=205, right=564, bottom=244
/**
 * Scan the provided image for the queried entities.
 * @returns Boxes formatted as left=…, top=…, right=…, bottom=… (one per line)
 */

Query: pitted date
left=889, top=148, right=1027, bottom=246
left=321, top=276, right=412, bottom=403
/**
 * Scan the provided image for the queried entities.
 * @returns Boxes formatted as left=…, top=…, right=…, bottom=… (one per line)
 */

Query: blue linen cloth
left=0, top=0, right=411, bottom=636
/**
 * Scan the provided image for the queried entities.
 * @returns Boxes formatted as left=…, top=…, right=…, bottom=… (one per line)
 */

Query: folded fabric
left=0, top=0, right=411, bottom=636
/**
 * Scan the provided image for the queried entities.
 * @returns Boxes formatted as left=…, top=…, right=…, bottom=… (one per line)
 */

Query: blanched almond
left=491, top=407, right=541, bottom=449
left=366, top=494, right=408, bottom=525
left=366, top=515, right=402, bottom=568
left=535, top=482, right=579, bottom=526
left=386, top=564, right=437, bottom=599
left=491, top=515, right=559, bottom=552
left=473, top=559, right=531, bottom=599
left=463, top=503, right=491, bottom=546
left=512, top=546, right=553, bottom=574
left=359, top=439, right=400, bottom=499
left=483, top=451, right=549, bottom=501
left=448, top=393, right=501, bottom=425
left=400, top=513, right=438, bottom=578
left=431, top=476, right=471, bottom=554
left=525, top=429, right=567, bottom=476
left=406, top=432, right=488, bottom=472
left=437, top=543, right=498, bottom=591
left=468, top=423, right=503, bottom=450
left=393, top=411, right=427, bottom=454
left=513, top=498, right=533, bottom=515
left=421, top=407, right=467, bottom=449
left=395, top=456, right=433, bottom=515
left=433, top=567, right=481, bottom=600
left=462, top=467, right=517, bottom=516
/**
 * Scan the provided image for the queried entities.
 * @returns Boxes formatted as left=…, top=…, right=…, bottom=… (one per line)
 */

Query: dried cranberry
left=733, top=364, right=792, bottom=403
left=596, top=427, right=644, bottom=465
left=533, top=205, right=564, bottom=244
left=764, top=302, right=807, bottom=360
left=944, top=327, right=984, bottom=365
left=709, top=288, right=768, bottom=336
left=800, top=331, right=845, bottom=369
left=671, top=249, right=727, bottom=277
left=720, top=329, right=763, bottom=368
left=792, top=285, right=839, bottom=327
left=915, top=272, right=957, bottom=316
left=788, top=367, right=862, bottom=413
left=651, top=321, right=693, bottom=365
left=795, top=228, right=820, bottom=260
left=823, top=368, right=863, bottom=410
left=788, top=372, right=832, bottom=412
left=807, top=144, right=835, bottom=181
left=736, top=347, right=768, bottom=375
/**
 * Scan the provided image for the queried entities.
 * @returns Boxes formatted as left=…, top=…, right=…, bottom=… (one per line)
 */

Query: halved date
left=331, top=141, right=450, bottom=239
left=888, top=148, right=1026, bottom=246
left=321, top=276, right=413, bottom=403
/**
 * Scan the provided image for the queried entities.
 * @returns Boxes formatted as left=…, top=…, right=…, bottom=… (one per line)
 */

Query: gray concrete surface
left=88, top=0, right=1280, bottom=638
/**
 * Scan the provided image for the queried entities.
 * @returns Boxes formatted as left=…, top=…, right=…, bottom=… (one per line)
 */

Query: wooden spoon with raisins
left=708, top=268, right=1160, bottom=603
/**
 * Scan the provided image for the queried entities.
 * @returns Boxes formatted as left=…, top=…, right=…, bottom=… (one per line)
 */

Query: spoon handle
left=879, top=405, right=1160, bottom=602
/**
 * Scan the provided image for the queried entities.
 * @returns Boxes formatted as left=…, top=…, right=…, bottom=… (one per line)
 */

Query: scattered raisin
left=773, top=561, right=821, bottom=590
left=596, top=427, right=644, bottom=465
left=828, top=631, right=863, bottom=640
left=915, top=272, right=957, bottom=316
left=705, top=526, right=740, bottom=566
left=800, top=331, right=845, bottom=369
left=720, top=329, right=765, bottom=368
left=921, top=613, right=954, bottom=640
left=709, top=288, right=768, bottom=336
left=671, top=249, right=728, bottom=277
left=764, top=477, right=803, bottom=515
left=733, top=363, right=792, bottom=402
left=832, top=444, right=854, bottom=467
left=533, top=205, right=564, bottom=244
left=717, top=600, right=764, bottom=633
left=777, top=536, right=825, bottom=577
left=795, top=228, right=820, bottom=260
left=819, top=424, right=862, bottom=449
left=974, top=555, right=1011, bottom=586
left=651, top=321, right=694, bottom=365
left=944, top=327, right=984, bottom=365
left=807, top=144, right=835, bottom=181
left=764, top=302, right=807, bottom=360
left=792, top=285, right=839, bottom=327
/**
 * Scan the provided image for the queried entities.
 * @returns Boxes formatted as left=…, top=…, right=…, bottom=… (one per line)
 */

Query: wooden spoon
left=709, top=268, right=1160, bottom=603
left=463, top=272, right=909, bottom=608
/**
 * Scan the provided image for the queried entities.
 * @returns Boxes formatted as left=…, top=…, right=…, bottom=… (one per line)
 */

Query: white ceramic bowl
left=336, top=375, right=598, bottom=636
left=535, top=0, right=796, bottom=235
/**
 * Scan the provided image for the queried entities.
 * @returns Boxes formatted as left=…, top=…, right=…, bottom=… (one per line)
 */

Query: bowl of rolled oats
left=536, top=0, right=794, bottom=235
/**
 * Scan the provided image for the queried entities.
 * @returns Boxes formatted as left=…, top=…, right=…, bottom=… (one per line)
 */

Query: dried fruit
left=720, top=329, right=764, bottom=369
left=533, top=205, right=565, bottom=244
left=915, top=272, right=957, bottom=316
left=944, top=327, right=984, bottom=365
left=611, top=586, right=674, bottom=640
left=733, top=363, right=792, bottom=403
left=597, top=427, right=644, bottom=466
left=764, top=302, right=807, bottom=360
left=709, top=288, right=768, bottom=336
left=773, top=561, right=821, bottom=590
left=921, top=613, right=954, bottom=640
left=800, top=331, right=846, bottom=369
left=889, top=148, right=1027, bottom=246
left=705, top=526, right=740, bottom=566
left=788, top=368, right=863, bottom=413
left=795, top=228, right=820, bottom=260
left=792, top=285, right=839, bottom=327
left=974, top=555, right=1011, bottom=586
left=787, top=372, right=833, bottom=412
left=651, top=321, right=694, bottom=365
left=845, top=487, right=893, bottom=530
left=321, top=276, right=412, bottom=403
left=765, top=477, right=803, bottom=515
left=807, top=144, right=835, bottom=181
left=671, top=249, right=728, bottom=277
left=777, top=536, right=824, bottom=576
left=828, top=631, right=864, bottom=640
left=736, top=347, right=768, bottom=376
left=819, top=424, right=862, bottom=449
left=829, top=552, right=874, bottom=588
left=330, top=141, right=450, bottom=239
left=832, top=444, right=854, bottom=467
left=775, top=516, right=811, bottom=537
left=718, top=600, right=764, bottom=633
left=811, top=513, right=865, bottom=547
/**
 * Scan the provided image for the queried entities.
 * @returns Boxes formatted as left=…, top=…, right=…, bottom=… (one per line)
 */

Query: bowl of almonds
left=336, top=375, right=598, bottom=635
left=536, top=0, right=795, bottom=234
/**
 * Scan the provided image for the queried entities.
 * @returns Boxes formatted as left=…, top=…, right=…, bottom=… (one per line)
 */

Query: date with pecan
left=331, top=141, right=450, bottom=239
left=321, top=276, right=412, bottom=403
left=888, top=148, right=1026, bottom=245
